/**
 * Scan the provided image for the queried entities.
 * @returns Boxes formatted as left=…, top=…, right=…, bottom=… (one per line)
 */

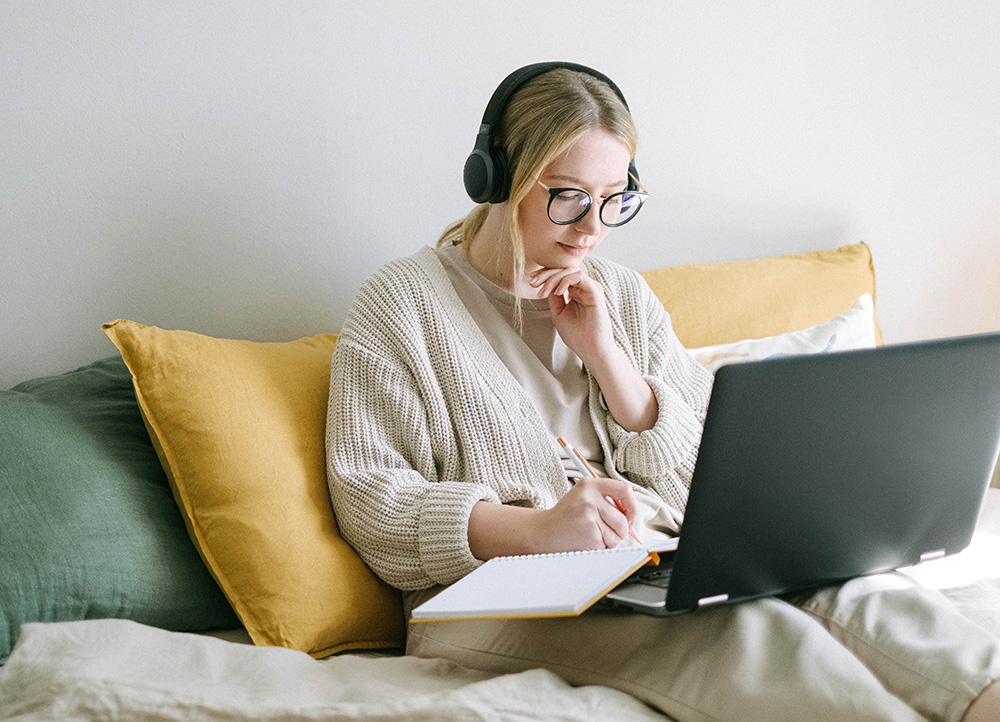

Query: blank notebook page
left=410, top=546, right=653, bottom=621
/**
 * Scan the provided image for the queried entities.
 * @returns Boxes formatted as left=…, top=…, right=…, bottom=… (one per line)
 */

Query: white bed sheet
left=0, top=618, right=666, bottom=722
left=1, top=489, right=997, bottom=722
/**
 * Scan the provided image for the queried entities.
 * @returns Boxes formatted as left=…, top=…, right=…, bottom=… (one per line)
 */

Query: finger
left=536, top=270, right=579, bottom=298
left=591, top=478, right=640, bottom=523
left=547, top=290, right=567, bottom=314
left=549, top=272, right=590, bottom=300
left=556, top=273, right=602, bottom=304
left=529, top=266, right=573, bottom=288
left=528, top=268, right=556, bottom=288
left=596, top=498, right=629, bottom=547
left=552, top=275, right=577, bottom=298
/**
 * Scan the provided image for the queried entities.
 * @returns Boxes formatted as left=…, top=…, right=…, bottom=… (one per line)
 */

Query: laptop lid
left=662, top=332, right=1000, bottom=614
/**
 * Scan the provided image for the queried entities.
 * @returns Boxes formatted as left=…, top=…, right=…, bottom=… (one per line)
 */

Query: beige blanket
left=0, top=619, right=666, bottom=721
left=2, top=492, right=997, bottom=722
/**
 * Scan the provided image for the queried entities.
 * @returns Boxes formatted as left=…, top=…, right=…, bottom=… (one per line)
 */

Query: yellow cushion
left=640, top=242, right=882, bottom=348
left=102, top=320, right=405, bottom=657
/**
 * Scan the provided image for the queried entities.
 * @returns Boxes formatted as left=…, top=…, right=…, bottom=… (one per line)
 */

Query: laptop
left=604, top=332, right=1000, bottom=616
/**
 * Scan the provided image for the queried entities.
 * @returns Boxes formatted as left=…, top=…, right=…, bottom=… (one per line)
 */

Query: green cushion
left=0, top=356, right=238, bottom=663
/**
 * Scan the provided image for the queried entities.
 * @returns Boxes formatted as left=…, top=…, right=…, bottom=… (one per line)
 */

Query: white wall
left=2, top=1, right=999, bottom=389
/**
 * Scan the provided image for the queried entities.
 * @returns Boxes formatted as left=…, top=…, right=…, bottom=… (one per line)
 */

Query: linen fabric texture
left=405, top=572, right=1000, bottom=722
left=688, top=293, right=877, bottom=372
left=102, top=320, right=405, bottom=657
left=0, top=356, right=237, bottom=664
left=643, top=241, right=881, bottom=348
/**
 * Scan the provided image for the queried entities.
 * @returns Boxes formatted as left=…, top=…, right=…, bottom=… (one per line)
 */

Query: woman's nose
left=574, top=204, right=603, bottom=235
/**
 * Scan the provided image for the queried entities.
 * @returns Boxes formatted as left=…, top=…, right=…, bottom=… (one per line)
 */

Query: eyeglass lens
left=547, top=189, right=645, bottom=227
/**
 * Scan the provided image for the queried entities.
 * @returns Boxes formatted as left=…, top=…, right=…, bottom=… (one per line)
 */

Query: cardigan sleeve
left=325, top=330, right=498, bottom=591
left=592, top=263, right=714, bottom=515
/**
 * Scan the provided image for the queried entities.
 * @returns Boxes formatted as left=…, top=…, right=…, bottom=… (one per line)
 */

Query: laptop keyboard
left=637, top=567, right=673, bottom=589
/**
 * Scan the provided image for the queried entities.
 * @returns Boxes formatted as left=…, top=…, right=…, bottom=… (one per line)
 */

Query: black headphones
left=463, top=61, right=640, bottom=205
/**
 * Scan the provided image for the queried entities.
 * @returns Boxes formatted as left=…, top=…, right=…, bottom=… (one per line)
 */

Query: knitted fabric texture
left=326, top=246, right=713, bottom=590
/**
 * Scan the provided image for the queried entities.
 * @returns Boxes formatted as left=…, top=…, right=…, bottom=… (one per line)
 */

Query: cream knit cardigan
left=326, top=246, right=714, bottom=590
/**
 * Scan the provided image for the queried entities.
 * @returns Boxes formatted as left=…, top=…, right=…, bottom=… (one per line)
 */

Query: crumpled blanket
left=3, top=520, right=998, bottom=722
left=0, top=619, right=669, bottom=722
left=941, top=578, right=1000, bottom=639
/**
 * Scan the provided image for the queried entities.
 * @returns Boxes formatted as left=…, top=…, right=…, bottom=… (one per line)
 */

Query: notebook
left=409, top=540, right=677, bottom=622
left=411, top=332, right=1000, bottom=622
left=606, top=331, right=1000, bottom=615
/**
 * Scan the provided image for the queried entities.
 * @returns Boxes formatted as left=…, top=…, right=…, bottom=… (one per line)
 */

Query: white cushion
left=688, top=294, right=877, bottom=373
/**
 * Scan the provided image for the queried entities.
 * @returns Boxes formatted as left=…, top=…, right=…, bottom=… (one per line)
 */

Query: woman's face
left=518, top=128, right=633, bottom=281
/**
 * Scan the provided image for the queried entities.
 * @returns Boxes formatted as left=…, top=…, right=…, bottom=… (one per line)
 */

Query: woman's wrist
left=467, top=501, right=545, bottom=560
left=584, top=346, right=658, bottom=433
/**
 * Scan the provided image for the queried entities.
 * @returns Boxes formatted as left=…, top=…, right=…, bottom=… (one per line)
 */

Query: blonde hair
left=437, top=69, right=638, bottom=292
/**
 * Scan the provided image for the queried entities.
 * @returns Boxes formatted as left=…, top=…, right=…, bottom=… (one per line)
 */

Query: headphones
left=463, top=61, right=641, bottom=205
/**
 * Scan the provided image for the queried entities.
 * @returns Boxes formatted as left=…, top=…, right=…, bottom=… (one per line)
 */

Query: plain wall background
left=2, top=1, right=999, bottom=389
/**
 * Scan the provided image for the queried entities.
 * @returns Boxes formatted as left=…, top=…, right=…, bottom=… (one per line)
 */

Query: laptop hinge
left=697, top=593, right=730, bottom=608
left=919, top=549, right=947, bottom=563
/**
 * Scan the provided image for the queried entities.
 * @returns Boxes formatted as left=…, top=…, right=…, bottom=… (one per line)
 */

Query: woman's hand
left=467, top=477, right=639, bottom=560
left=529, top=265, right=659, bottom=433
left=532, top=476, right=640, bottom=552
left=529, top=265, right=615, bottom=365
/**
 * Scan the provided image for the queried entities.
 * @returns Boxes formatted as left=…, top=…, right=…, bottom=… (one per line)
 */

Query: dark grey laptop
left=605, top=332, right=1000, bottom=616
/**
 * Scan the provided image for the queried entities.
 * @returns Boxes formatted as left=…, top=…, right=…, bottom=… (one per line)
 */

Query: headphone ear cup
left=463, top=144, right=511, bottom=204
left=463, top=148, right=495, bottom=204
left=627, top=160, right=640, bottom=192
left=489, top=147, right=510, bottom=203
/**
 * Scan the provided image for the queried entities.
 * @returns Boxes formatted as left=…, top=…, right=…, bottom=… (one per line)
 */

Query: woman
left=326, top=62, right=1000, bottom=721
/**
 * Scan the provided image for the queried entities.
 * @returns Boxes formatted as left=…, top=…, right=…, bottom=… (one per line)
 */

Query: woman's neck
left=462, top=208, right=533, bottom=296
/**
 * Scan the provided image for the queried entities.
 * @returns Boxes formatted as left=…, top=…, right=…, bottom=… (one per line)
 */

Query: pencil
left=557, top=436, right=644, bottom=546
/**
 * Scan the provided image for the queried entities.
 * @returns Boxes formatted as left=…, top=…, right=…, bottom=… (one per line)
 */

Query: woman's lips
left=558, top=243, right=590, bottom=256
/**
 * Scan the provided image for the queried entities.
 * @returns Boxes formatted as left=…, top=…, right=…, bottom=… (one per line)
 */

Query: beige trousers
left=405, top=573, right=1000, bottom=722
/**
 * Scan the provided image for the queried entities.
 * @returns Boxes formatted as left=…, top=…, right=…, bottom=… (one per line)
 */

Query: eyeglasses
left=534, top=173, right=648, bottom=228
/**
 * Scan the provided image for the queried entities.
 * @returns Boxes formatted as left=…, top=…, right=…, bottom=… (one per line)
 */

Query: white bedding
left=2, top=490, right=998, bottom=722
left=0, top=620, right=665, bottom=722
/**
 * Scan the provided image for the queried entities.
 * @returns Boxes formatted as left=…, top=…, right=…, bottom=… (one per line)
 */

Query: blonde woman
left=326, top=63, right=1000, bottom=721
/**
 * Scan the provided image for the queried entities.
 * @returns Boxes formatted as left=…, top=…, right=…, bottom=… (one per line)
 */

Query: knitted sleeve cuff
left=417, top=481, right=500, bottom=586
left=606, top=374, right=704, bottom=484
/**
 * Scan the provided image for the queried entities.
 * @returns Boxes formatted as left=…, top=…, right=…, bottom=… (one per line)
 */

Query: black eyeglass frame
left=534, top=173, right=649, bottom=228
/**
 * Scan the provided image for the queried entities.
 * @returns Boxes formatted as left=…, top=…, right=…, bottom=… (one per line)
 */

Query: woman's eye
left=554, top=190, right=589, bottom=205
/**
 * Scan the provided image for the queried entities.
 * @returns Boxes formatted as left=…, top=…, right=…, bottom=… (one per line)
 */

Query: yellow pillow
left=102, top=320, right=405, bottom=657
left=640, top=242, right=882, bottom=348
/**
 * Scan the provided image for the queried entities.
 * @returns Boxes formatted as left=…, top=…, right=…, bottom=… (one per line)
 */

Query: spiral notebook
left=410, top=540, right=678, bottom=622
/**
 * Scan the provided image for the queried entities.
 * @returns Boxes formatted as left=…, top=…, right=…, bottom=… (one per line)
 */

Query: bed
left=2, top=243, right=998, bottom=721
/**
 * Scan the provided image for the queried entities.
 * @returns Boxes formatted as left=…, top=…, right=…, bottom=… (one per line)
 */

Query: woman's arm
left=467, top=476, right=640, bottom=560
left=531, top=265, right=658, bottom=432
left=578, top=342, right=658, bottom=432
left=535, top=258, right=713, bottom=518
left=327, top=336, right=497, bottom=589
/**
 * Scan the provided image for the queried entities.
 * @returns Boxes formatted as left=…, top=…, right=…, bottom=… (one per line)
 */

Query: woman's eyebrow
left=545, top=174, right=629, bottom=190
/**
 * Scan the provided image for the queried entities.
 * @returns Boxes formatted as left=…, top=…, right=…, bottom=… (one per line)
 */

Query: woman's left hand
left=529, top=264, right=659, bottom=433
left=529, top=265, right=615, bottom=365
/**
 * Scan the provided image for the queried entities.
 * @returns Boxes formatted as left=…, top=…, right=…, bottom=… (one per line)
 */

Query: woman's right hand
left=531, top=476, right=639, bottom=552
left=468, top=477, right=639, bottom=560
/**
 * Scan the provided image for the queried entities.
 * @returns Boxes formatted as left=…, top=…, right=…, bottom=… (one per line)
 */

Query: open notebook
left=410, top=539, right=678, bottom=622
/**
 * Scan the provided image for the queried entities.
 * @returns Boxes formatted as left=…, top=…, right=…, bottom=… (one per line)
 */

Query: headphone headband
left=479, top=62, right=630, bottom=135
left=463, top=61, right=639, bottom=205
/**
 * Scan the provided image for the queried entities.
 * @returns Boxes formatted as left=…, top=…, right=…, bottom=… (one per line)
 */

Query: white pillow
left=688, top=294, right=877, bottom=373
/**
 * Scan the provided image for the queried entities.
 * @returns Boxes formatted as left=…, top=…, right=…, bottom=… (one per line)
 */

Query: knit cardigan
left=325, top=246, right=714, bottom=590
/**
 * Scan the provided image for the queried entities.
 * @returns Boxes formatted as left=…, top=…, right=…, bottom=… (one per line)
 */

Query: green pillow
left=0, top=356, right=238, bottom=663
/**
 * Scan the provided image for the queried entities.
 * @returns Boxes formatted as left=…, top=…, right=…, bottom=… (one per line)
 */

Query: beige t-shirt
left=435, top=242, right=605, bottom=478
